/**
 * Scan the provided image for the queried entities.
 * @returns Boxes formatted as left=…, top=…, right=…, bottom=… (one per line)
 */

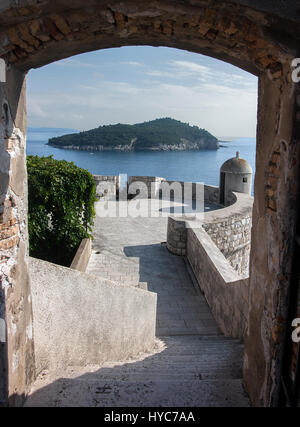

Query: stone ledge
left=203, top=191, right=253, bottom=224
left=70, top=238, right=91, bottom=272
left=29, top=256, right=157, bottom=376
left=167, top=213, right=249, bottom=339
left=186, top=225, right=249, bottom=339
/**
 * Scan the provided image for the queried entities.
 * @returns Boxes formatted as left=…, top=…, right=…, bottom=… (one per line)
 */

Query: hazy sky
left=27, top=46, right=258, bottom=138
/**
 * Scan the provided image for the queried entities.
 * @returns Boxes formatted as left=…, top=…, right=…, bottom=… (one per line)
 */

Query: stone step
left=62, top=363, right=243, bottom=378
left=88, top=252, right=140, bottom=265
left=87, top=263, right=140, bottom=271
left=87, top=262, right=139, bottom=271
left=85, top=367, right=243, bottom=379
left=25, top=378, right=250, bottom=407
left=100, top=349, right=243, bottom=361
left=149, top=345, right=244, bottom=354
left=157, top=328, right=221, bottom=336
left=99, top=353, right=243, bottom=362
left=86, top=271, right=139, bottom=281
left=153, top=347, right=243, bottom=355
left=74, top=370, right=243, bottom=381
left=88, top=275, right=139, bottom=282
left=160, top=335, right=242, bottom=343
left=87, top=272, right=139, bottom=279
left=128, top=350, right=243, bottom=360
left=87, top=268, right=139, bottom=274
left=97, top=359, right=243, bottom=370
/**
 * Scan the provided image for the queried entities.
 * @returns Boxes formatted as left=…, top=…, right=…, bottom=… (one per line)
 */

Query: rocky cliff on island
left=48, top=118, right=219, bottom=151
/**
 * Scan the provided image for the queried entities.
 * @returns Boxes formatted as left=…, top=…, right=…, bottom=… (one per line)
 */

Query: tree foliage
left=27, top=155, right=96, bottom=266
left=48, top=118, right=218, bottom=149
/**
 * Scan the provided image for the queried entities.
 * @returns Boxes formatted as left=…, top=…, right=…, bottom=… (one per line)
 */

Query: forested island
left=48, top=118, right=219, bottom=151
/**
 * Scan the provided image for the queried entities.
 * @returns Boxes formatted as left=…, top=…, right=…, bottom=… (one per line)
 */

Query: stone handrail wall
left=164, top=181, right=219, bottom=203
left=93, top=175, right=120, bottom=200
left=187, top=226, right=249, bottom=339
left=167, top=218, right=248, bottom=339
left=128, top=176, right=222, bottom=204
left=202, top=192, right=253, bottom=276
left=96, top=175, right=226, bottom=207
left=203, top=184, right=220, bottom=204
left=167, top=190, right=253, bottom=338
left=165, top=185, right=252, bottom=276
left=128, top=176, right=165, bottom=198
left=29, top=257, right=157, bottom=376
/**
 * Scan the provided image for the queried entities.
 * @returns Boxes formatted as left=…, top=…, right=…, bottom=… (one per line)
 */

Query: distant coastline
left=28, top=127, right=78, bottom=134
left=47, top=142, right=220, bottom=152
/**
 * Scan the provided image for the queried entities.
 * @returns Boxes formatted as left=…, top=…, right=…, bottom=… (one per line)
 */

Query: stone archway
left=0, top=0, right=300, bottom=407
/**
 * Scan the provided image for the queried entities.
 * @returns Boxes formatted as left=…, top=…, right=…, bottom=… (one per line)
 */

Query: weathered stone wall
left=167, top=189, right=253, bottom=276
left=203, top=211, right=252, bottom=277
left=128, top=178, right=220, bottom=205
left=204, top=185, right=220, bottom=205
left=128, top=176, right=165, bottom=199
left=167, top=190, right=253, bottom=334
left=29, top=257, right=157, bottom=376
left=167, top=216, right=249, bottom=339
left=93, top=174, right=119, bottom=200
left=164, top=180, right=207, bottom=203
left=244, top=69, right=300, bottom=407
left=0, top=68, right=35, bottom=407
left=167, top=216, right=187, bottom=256
left=187, top=226, right=249, bottom=339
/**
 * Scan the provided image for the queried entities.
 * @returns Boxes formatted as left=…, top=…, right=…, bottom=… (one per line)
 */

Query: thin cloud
left=28, top=100, right=48, bottom=118
left=171, top=60, right=211, bottom=74
left=142, top=59, right=255, bottom=89
left=55, top=58, right=99, bottom=68
left=144, top=70, right=175, bottom=78
left=121, top=61, right=145, bottom=67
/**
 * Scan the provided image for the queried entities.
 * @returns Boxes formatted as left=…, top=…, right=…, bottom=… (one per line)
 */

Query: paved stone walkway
left=86, top=199, right=220, bottom=336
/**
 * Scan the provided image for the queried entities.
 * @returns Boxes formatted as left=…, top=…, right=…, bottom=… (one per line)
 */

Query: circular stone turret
left=219, top=152, right=252, bottom=206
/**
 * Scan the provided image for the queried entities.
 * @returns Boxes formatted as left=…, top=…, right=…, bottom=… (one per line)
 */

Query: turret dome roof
left=220, top=152, right=252, bottom=174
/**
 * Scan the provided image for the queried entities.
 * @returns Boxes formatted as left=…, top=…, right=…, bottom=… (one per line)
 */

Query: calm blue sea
left=26, top=128, right=256, bottom=189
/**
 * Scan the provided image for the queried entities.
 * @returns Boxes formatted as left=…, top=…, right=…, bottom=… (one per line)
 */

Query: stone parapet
left=167, top=215, right=249, bottom=339
left=166, top=190, right=253, bottom=338
left=29, top=257, right=157, bottom=376
left=93, top=175, right=120, bottom=200
left=167, top=191, right=253, bottom=275
left=128, top=176, right=165, bottom=199
left=202, top=192, right=253, bottom=276
left=187, top=226, right=249, bottom=339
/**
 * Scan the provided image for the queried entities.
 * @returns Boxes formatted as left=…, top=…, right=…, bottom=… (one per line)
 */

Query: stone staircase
left=25, top=203, right=250, bottom=407
left=25, top=335, right=249, bottom=407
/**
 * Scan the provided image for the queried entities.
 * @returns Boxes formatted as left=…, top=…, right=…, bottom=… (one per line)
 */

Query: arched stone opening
left=0, top=0, right=300, bottom=407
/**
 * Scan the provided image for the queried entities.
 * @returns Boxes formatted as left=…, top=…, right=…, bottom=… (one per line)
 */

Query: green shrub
left=27, top=155, right=96, bottom=266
